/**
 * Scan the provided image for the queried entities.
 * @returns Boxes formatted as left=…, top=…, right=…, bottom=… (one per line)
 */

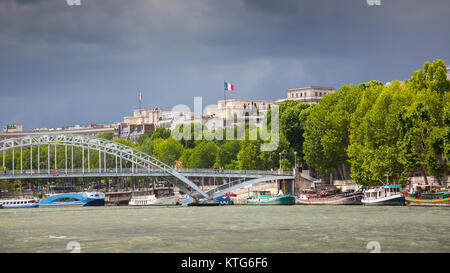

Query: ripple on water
left=0, top=205, right=449, bottom=252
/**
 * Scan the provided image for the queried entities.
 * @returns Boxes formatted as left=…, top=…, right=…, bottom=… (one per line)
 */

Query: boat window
left=53, top=198, right=79, bottom=202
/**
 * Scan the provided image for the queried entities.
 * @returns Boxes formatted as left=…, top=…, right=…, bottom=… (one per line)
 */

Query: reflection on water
left=0, top=206, right=449, bottom=253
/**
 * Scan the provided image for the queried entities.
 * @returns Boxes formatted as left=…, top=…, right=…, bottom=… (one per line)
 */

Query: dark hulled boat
left=104, top=191, right=132, bottom=206
left=296, top=190, right=363, bottom=205
left=361, top=185, right=405, bottom=206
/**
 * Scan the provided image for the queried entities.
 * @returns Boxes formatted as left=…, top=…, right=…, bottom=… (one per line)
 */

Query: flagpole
left=224, top=81, right=227, bottom=126
left=139, top=91, right=142, bottom=113
left=224, top=81, right=227, bottom=105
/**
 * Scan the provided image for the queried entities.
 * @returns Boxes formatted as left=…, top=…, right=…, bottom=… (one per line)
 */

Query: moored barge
left=297, top=190, right=363, bottom=205
left=105, top=191, right=132, bottom=206
left=405, top=185, right=450, bottom=206
left=247, top=190, right=295, bottom=205
left=362, top=185, right=405, bottom=206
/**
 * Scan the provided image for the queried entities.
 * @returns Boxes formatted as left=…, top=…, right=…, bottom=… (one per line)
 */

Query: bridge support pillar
left=278, top=179, right=295, bottom=195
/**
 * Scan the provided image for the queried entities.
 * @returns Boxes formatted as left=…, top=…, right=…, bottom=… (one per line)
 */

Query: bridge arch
left=208, top=176, right=294, bottom=199
left=0, top=134, right=208, bottom=198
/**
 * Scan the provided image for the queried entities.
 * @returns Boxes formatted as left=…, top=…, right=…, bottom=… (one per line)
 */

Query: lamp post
left=294, top=151, right=297, bottom=169
left=279, top=152, right=282, bottom=171
left=384, top=174, right=389, bottom=185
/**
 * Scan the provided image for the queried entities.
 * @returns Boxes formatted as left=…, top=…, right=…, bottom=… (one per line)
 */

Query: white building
left=206, top=99, right=275, bottom=128
left=276, top=86, right=335, bottom=104
left=2, top=124, right=23, bottom=133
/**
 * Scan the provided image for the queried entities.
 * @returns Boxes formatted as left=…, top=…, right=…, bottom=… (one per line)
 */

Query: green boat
left=405, top=191, right=450, bottom=206
left=247, top=190, right=295, bottom=205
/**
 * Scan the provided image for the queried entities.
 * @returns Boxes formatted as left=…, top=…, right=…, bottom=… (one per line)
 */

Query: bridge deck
left=0, top=168, right=294, bottom=180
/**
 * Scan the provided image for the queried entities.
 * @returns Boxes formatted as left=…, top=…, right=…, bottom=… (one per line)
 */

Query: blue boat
left=39, top=192, right=105, bottom=207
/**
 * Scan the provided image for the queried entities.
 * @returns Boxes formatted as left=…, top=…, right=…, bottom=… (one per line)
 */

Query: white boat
left=362, top=185, right=405, bottom=206
left=0, top=198, right=40, bottom=208
left=129, top=194, right=176, bottom=206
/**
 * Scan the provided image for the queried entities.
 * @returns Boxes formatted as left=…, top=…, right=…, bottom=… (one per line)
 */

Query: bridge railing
left=174, top=168, right=293, bottom=176
left=0, top=167, right=293, bottom=177
left=0, top=168, right=161, bottom=177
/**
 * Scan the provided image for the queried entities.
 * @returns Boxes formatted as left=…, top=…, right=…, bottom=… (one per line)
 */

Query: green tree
left=96, top=132, right=114, bottom=140
left=153, top=137, right=183, bottom=166
left=215, top=140, right=241, bottom=168
left=186, top=141, right=218, bottom=168
left=408, top=59, right=450, bottom=95
left=280, top=102, right=310, bottom=155
left=137, top=131, right=153, bottom=146
left=237, top=140, right=264, bottom=170
left=178, top=148, right=193, bottom=168
left=150, top=127, right=171, bottom=141
left=348, top=83, right=410, bottom=186
left=303, top=84, right=363, bottom=179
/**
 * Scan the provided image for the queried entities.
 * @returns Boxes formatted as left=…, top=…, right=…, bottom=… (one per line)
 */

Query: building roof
left=287, top=86, right=335, bottom=91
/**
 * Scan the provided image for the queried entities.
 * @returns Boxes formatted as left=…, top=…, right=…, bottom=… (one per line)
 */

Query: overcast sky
left=1, top=0, right=449, bottom=130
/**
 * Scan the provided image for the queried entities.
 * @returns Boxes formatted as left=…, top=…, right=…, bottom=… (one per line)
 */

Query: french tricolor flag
left=224, top=81, right=234, bottom=91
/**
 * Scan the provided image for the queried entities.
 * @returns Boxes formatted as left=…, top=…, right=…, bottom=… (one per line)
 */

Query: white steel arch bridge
left=0, top=134, right=294, bottom=200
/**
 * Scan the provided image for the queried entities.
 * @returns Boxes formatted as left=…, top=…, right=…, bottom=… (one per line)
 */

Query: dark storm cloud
left=0, top=0, right=449, bottom=130
left=14, top=0, right=45, bottom=5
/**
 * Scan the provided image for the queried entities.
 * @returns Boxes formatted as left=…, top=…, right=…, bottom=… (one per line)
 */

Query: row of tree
left=302, top=59, right=450, bottom=186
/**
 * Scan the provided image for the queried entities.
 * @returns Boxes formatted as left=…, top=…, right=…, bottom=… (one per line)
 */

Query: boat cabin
left=364, top=185, right=402, bottom=200
left=85, top=192, right=105, bottom=198
left=251, top=191, right=272, bottom=199
left=105, top=191, right=132, bottom=206
left=409, top=190, right=450, bottom=200
left=0, top=198, right=39, bottom=208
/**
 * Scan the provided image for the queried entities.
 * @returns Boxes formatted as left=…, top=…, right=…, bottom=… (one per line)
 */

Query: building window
left=319, top=92, right=322, bottom=96
left=315, top=92, right=317, bottom=96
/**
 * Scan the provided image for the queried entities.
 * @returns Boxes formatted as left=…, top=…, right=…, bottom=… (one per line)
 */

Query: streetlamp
left=279, top=152, right=282, bottom=171
left=384, top=174, right=389, bottom=185
left=294, top=151, right=297, bottom=169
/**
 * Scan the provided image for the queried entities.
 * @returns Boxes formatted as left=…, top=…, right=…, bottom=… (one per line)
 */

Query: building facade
left=0, top=124, right=115, bottom=141
left=277, top=86, right=335, bottom=104
left=2, top=124, right=23, bottom=133
left=115, top=107, right=193, bottom=140
left=206, top=99, right=275, bottom=128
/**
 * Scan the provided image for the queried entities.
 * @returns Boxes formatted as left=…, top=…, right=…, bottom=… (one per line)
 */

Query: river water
left=0, top=205, right=448, bottom=253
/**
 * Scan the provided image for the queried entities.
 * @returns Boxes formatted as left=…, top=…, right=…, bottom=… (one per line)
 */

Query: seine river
left=0, top=205, right=449, bottom=253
